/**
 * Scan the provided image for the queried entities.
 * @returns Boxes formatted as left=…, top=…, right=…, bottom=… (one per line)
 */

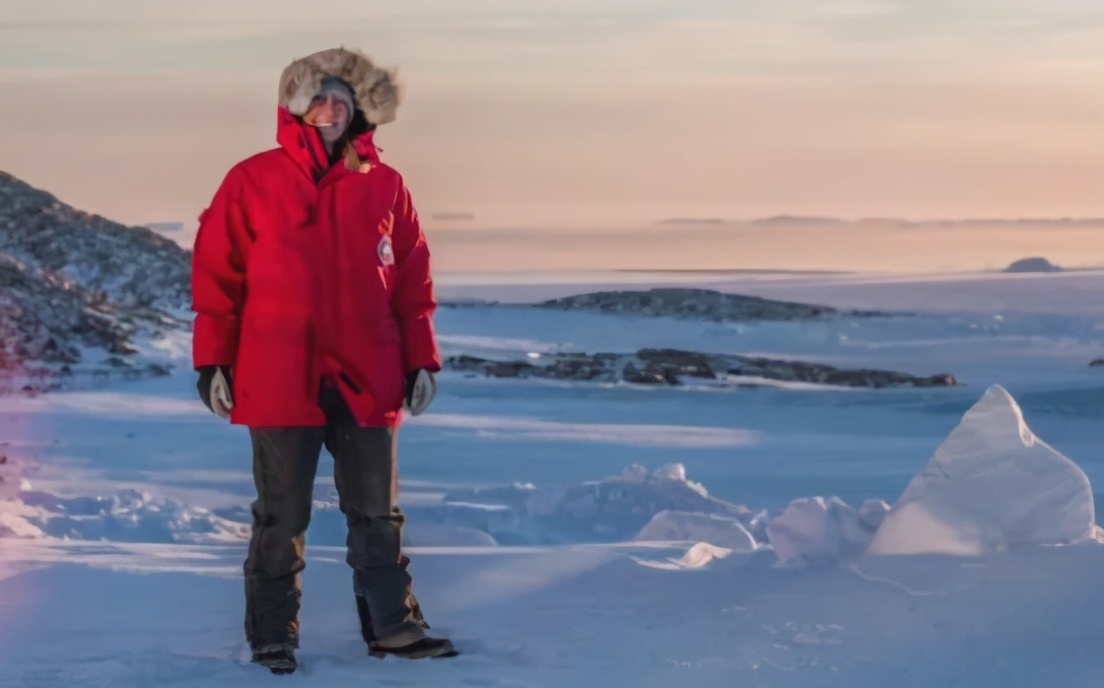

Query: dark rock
left=1004, top=257, right=1062, bottom=273
left=444, top=347, right=957, bottom=390
left=637, top=348, right=717, bottom=379
left=537, top=288, right=842, bottom=321
left=1090, top=358, right=1104, bottom=367
left=622, top=362, right=667, bottom=385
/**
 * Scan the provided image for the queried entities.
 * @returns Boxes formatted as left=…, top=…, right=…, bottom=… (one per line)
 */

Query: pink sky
left=1, top=0, right=1102, bottom=237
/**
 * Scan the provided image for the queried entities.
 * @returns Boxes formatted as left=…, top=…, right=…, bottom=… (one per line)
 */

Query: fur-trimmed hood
left=278, top=48, right=401, bottom=126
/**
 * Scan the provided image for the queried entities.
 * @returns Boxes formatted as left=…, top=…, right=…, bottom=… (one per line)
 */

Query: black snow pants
left=243, top=423, right=427, bottom=650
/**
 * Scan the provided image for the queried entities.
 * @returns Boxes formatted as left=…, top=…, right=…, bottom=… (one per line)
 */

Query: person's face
left=304, top=92, right=351, bottom=145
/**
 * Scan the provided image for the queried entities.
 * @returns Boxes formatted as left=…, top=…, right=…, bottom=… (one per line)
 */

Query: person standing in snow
left=191, top=48, right=455, bottom=674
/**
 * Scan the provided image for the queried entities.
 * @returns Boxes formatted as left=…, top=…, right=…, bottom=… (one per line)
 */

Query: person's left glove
left=403, top=369, right=437, bottom=416
left=196, top=365, right=234, bottom=420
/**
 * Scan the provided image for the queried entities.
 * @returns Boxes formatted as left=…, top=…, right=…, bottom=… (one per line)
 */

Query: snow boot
left=251, top=644, right=297, bottom=675
left=368, top=626, right=458, bottom=659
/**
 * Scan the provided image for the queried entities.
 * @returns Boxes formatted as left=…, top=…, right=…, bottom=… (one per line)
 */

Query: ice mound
left=524, top=464, right=756, bottom=542
left=426, top=464, right=762, bottom=545
left=634, top=510, right=758, bottom=552
left=767, top=496, right=889, bottom=567
left=866, top=385, right=1096, bottom=555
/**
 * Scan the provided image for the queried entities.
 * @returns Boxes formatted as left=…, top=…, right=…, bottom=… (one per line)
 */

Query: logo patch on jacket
left=378, top=236, right=395, bottom=266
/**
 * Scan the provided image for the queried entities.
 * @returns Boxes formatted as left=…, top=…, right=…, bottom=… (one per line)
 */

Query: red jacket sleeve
left=191, top=170, right=251, bottom=369
left=390, top=183, right=441, bottom=373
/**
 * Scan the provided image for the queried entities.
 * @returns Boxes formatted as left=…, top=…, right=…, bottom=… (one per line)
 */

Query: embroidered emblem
left=378, top=235, right=395, bottom=266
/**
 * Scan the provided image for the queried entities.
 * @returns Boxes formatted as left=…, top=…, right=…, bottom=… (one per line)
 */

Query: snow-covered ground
left=2, top=270, right=1103, bottom=687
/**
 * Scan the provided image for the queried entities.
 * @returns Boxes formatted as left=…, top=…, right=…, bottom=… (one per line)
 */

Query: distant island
left=653, top=216, right=1104, bottom=228
left=749, top=215, right=845, bottom=226
left=144, top=222, right=184, bottom=233
left=655, top=216, right=846, bottom=226
left=1003, top=257, right=1063, bottom=273
left=431, top=212, right=476, bottom=222
left=656, top=218, right=727, bottom=225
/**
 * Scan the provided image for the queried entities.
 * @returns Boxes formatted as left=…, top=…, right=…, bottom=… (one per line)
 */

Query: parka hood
left=277, top=47, right=401, bottom=126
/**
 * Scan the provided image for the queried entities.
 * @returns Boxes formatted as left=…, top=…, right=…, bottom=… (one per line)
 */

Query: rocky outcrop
left=536, top=288, right=884, bottom=321
left=0, top=172, right=190, bottom=391
left=446, top=347, right=957, bottom=389
left=0, top=254, right=131, bottom=363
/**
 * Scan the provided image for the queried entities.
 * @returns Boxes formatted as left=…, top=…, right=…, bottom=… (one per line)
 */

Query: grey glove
left=403, top=369, right=436, bottom=416
left=197, top=365, right=234, bottom=420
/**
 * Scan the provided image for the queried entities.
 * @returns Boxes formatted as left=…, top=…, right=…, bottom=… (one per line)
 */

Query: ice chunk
left=866, top=385, right=1095, bottom=555
left=767, top=496, right=889, bottom=567
left=653, top=463, right=687, bottom=481
left=635, top=542, right=734, bottom=570
left=634, top=510, right=757, bottom=552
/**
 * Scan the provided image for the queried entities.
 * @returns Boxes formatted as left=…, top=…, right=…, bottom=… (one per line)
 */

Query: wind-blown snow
left=409, top=414, right=760, bottom=448
left=867, top=384, right=1096, bottom=555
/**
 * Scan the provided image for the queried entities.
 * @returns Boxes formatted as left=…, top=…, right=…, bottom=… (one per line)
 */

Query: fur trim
left=278, top=48, right=401, bottom=126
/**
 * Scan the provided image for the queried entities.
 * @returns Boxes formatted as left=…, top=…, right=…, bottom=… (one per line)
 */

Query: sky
left=1, top=0, right=1102, bottom=240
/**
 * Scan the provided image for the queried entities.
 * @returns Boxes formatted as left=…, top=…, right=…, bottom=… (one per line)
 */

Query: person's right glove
left=196, top=365, right=234, bottom=420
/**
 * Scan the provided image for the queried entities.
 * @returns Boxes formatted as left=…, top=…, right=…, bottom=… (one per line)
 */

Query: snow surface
left=2, top=270, right=1103, bottom=687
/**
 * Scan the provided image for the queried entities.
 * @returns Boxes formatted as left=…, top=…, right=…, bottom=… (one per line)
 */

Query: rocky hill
left=536, top=288, right=883, bottom=321
left=0, top=172, right=190, bottom=309
left=0, top=172, right=190, bottom=392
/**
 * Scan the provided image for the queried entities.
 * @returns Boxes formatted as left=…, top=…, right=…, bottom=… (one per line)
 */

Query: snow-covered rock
left=866, top=385, right=1095, bottom=555
left=634, top=510, right=758, bottom=552
left=766, top=496, right=889, bottom=567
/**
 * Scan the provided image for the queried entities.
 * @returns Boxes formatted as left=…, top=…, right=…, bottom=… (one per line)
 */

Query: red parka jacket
left=191, top=108, right=440, bottom=427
